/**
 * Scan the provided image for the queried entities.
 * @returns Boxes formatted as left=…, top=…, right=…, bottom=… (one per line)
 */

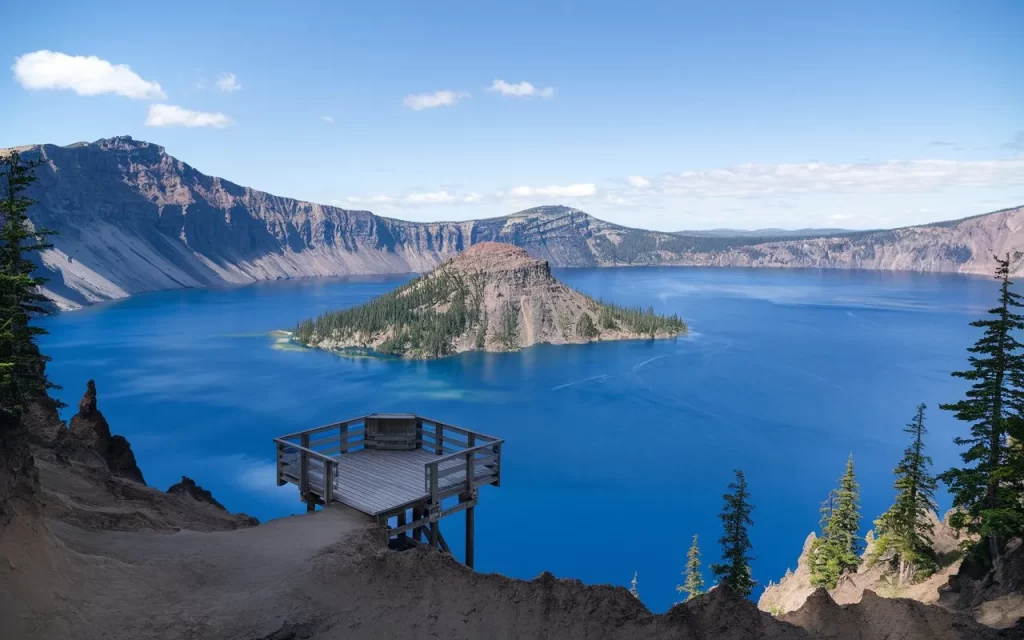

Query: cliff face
left=296, top=242, right=686, bottom=358
left=8, top=137, right=1023, bottom=310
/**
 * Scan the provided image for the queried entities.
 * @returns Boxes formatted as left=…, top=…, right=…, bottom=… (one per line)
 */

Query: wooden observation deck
left=273, top=413, right=503, bottom=567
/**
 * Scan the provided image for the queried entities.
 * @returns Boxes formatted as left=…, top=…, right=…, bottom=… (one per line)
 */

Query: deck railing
left=274, top=414, right=502, bottom=507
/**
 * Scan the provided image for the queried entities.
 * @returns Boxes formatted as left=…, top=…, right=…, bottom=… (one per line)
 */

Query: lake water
left=38, top=267, right=996, bottom=612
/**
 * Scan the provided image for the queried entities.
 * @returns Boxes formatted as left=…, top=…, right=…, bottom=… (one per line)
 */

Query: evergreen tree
left=810, top=455, right=862, bottom=589
left=0, top=150, right=60, bottom=425
left=576, top=312, right=599, bottom=339
left=873, top=404, right=939, bottom=584
left=711, top=470, right=755, bottom=597
left=678, top=534, right=705, bottom=601
left=939, top=254, right=1024, bottom=560
left=629, top=570, right=639, bottom=599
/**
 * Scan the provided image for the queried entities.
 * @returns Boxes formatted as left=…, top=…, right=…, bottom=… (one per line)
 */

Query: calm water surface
left=38, top=267, right=996, bottom=612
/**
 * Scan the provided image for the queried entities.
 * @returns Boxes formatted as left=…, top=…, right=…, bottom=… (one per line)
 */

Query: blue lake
left=38, top=267, right=996, bottom=612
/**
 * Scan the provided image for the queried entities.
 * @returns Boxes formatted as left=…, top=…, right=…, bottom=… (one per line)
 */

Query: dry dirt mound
left=780, top=589, right=1021, bottom=640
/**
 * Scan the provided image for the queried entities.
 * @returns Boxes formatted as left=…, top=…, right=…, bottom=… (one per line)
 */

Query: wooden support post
left=412, top=506, right=424, bottom=542
left=436, top=525, right=452, bottom=554
left=397, top=510, right=407, bottom=542
left=429, top=516, right=439, bottom=549
left=465, top=446, right=476, bottom=568
left=465, top=503, right=475, bottom=568
left=306, top=498, right=316, bottom=513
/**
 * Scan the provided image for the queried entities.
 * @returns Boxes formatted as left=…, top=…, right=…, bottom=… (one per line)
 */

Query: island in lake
left=293, top=242, right=687, bottom=358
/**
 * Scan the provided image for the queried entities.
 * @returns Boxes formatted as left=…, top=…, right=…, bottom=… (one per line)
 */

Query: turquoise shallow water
left=38, top=267, right=996, bottom=611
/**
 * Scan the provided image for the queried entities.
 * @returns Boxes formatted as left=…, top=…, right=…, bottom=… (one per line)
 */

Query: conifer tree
left=629, top=570, right=639, bottom=599
left=810, top=455, right=862, bottom=589
left=0, top=150, right=60, bottom=425
left=678, top=534, right=705, bottom=601
left=711, top=470, right=755, bottom=597
left=873, top=404, right=938, bottom=584
left=940, top=254, right=1024, bottom=560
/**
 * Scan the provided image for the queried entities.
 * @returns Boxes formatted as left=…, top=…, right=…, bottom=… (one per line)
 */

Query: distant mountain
left=6, top=137, right=1023, bottom=309
left=675, top=228, right=853, bottom=238
left=294, top=242, right=686, bottom=358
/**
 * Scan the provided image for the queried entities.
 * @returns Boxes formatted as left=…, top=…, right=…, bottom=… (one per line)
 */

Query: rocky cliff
left=295, top=242, right=686, bottom=358
left=758, top=510, right=1024, bottom=630
left=6, top=137, right=1023, bottom=310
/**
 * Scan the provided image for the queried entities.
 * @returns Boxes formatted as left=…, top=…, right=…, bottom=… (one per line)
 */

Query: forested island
left=293, top=242, right=687, bottom=358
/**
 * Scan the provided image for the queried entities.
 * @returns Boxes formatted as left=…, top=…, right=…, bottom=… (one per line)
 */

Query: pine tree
left=678, top=534, right=705, bottom=601
left=940, top=254, right=1024, bottom=560
left=873, top=404, right=939, bottom=583
left=629, top=570, right=639, bottom=599
left=711, top=469, right=756, bottom=597
left=810, top=455, right=862, bottom=589
left=0, top=150, right=61, bottom=425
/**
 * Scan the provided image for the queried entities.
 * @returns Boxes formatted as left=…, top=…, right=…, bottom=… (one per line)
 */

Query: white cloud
left=347, top=191, right=480, bottom=206
left=215, top=72, right=241, bottom=93
left=488, top=79, right=554, bottom=98
left=145, top=104, right=233, bottom=128
left=627, top=175, right=651, bottom=188
left=321, top=115, right=335, bottom=124
left=504, top=183, right=597, bottom=199
left=12, top=50, right=166, bottom=99
left=641, top=159, right=1024, bottom=198
left=403, top=90, right=469, bottom=110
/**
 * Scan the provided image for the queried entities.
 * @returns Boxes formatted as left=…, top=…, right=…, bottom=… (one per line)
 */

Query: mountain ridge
left=7, top=136, right=1023, bottom=310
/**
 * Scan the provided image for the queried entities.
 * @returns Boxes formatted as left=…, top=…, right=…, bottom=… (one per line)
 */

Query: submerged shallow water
left=38, top=267, right=996, bottom=612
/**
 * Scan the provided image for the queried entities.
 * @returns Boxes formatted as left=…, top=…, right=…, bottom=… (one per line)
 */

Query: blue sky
left=4, top=0, right=1023, bottom=230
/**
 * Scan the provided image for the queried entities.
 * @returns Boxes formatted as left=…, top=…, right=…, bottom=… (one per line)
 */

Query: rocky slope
left=3, top=381, right=1022, bottom=638
left=6, top=137, right=1022, bottom=310
left=758, top=510, right=1024, bottom=630
left=295, top=242, right=686, bottom=358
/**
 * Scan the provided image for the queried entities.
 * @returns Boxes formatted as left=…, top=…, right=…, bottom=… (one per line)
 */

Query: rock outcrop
left=757, top=510, right=1024, bottom=629
left=65, top=380, right=145, bottom=484
left=166, top=476, right=227, bottom=511
left=295, top=242, right=686, bottom=358
left=5, top=137, right=1022, bottom=310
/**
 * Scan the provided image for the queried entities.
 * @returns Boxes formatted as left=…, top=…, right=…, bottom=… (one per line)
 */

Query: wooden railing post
left=429, top=462, right=440, bottom=549
left=436, top=422, right=444, bottom=455
left=494, top=442, right=502, bottom=487
left=300, top=434, right=310, bottom=498
left=275, top=441, right=285, bottom=486
left=324, top=460, right=335, bottom=503
left=340, top=422, right=348, bottom=454
left=415, top=417, right=423, bottom=449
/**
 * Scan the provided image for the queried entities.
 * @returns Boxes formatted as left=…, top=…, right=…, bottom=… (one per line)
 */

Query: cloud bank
left=641, top=159, right=1024, bottom=198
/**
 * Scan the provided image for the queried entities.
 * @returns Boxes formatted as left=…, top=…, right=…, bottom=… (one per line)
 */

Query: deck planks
left=281, top=447, right=497, bottom=516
